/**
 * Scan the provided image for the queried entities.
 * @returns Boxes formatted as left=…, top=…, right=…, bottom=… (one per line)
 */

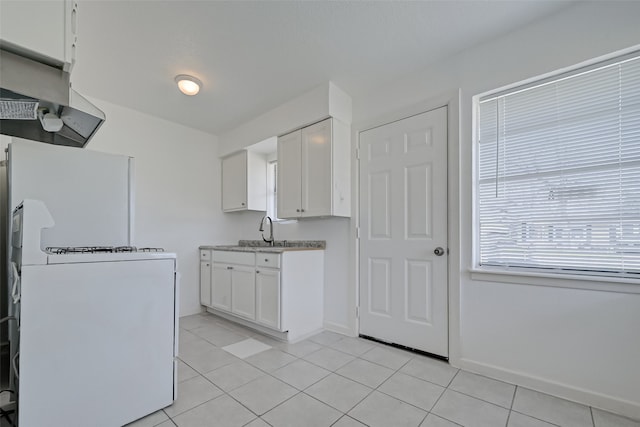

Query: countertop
left=200, top=240, right=326, bottom=253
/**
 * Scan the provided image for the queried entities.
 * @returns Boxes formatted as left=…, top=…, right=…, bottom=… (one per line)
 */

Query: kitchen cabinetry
left=0, top=0, right=78, bottom=72
left=210, top=251, right=256, bottom=319
left=199, top=246, right=324, bottom=342
left=277, top=117, right=351, bottom=219
left=211, top=263, right=231, bottom=311
left=229, top=265, right=256, bottom=320
left=221, top=150, right=267, bottom=212
left=255, top=269, right=280, bottom=329
left=200, top=256, right=212, bottom=307
left=255, top=253, right=282, bottom=329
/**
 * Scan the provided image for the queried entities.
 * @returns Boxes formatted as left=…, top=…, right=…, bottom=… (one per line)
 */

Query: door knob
left=434, top=247, right=445, bottom=256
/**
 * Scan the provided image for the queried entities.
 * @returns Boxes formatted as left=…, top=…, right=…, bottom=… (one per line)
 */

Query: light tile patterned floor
left=125, top=313, right=640, bottom=427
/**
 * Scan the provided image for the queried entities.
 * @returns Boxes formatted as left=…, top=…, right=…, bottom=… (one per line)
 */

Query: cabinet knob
left=206, top=263, right=210, bottom=267
left=241, top=202, right=246, bottom=206
left=227, top=266, right=233, bottom=270
left=264, top=258, right=268, bottom=262
left=256, top=270, right=260, bottom=274
left=301, top=208, right=305, bottom=212
left=296, top=209, right=300, bottom=212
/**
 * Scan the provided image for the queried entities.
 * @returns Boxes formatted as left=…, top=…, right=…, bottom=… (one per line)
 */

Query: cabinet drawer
left=213, top=250, right=255, bottom=265
left=200, top=250, right=211, bottom=261
left=256, top=253, right=280, bottom=269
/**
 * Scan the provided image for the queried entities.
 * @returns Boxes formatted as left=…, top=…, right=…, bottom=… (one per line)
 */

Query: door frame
left=351, top=90, right=461, bottom=363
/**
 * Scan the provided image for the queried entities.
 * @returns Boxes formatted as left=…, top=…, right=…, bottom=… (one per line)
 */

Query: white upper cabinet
left=302, top=119, right=333, bottom=217
left=221, top=150, right=267, bottom=212
left=277, top=117, right=351, bottom=219
left=0, top=0, right=78, bottom=72
left=276, top=130, right=303, bottom=218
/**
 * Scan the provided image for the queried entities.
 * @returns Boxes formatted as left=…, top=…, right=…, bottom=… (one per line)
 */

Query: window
left=476, top=52, right=640, bottom=278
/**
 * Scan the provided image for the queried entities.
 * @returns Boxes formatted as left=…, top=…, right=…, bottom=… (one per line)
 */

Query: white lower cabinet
left=200, top=247, right=324, bottom=342
left=230, top=265, right=256, bottom=320
left=211, top=263, right=232, bottom=311
left=255, top=268, right=281, bottom=330
left=200, top=260, right=211, bottom=307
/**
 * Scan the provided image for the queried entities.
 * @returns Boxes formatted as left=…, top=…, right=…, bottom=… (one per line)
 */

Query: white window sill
left=470, top=267, right=640, bottom=294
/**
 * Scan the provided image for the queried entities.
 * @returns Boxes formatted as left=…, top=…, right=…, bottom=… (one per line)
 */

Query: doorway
left=358, top=106, right=449, bottom=357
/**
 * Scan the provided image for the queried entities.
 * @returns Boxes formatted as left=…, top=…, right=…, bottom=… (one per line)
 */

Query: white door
left=200, top=261, right=211, bottom=306
left=277, top=130, right=303, bottom=218
left=211, top=264, right=232, bottom=312
left=222, top=151, right=247, bottom=211
left=256, top=269, right=281, bottom=330
left=359, top=106, right=448, bottom=357
left=231, top=265, right=256, bottom=320
left=301, top=118, right=332, bottom=217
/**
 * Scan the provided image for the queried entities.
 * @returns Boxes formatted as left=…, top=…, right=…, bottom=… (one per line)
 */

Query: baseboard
left=204, top=307, right=288, bottom=342
left=322, top=321, right=355, bottom=337
left=179, top=307, right=206, bottom=317
left=454, top=357, right=640, bottom=421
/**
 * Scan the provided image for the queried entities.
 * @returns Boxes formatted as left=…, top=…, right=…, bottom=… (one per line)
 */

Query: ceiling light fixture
left=175, top=74, right=202, bottom=96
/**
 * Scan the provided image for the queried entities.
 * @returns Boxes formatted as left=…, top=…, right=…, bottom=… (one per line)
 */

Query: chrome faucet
left=258, top=215, right=274, bottom=246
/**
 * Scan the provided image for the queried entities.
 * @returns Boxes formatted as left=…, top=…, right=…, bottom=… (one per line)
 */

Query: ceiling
left=71, top=1, right=577, bottom=136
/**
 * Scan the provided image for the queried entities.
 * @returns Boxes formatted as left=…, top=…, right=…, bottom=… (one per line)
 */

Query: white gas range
left=11, top=200, right=178, bottom=427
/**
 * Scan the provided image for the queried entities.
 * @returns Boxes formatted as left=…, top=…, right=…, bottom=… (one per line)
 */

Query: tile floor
left=126, top=313, right=639, bottom=427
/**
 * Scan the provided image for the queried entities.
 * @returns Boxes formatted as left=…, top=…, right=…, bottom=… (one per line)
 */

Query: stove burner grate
left=46, top=246, right=165, bottom=255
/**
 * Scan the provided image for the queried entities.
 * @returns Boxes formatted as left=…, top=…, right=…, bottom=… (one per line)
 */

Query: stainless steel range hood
left=0, top=49, right=105, bottom=148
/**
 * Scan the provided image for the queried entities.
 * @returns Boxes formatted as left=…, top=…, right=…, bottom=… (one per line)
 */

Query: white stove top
left=45, top=250, right=176, bottom=264
left=46, top=246, right=165, bottom=255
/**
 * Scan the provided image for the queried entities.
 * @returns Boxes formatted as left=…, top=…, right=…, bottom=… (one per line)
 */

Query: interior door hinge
left=356, top=227, right=360, bottom=239
left=356, top=306, right=359, bottom=318
left=356, top=147, right=360, bottom=160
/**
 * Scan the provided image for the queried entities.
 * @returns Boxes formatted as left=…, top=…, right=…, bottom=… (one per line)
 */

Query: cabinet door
left=301, top=119, right=332, bottom=217
left=211, top=263, right=232, bottom=312
left=222, top=151, right=248, bottom=211
left=231, top=265, right=256, bottom=320
left=200, top=261, right=212, bottom=307
left=0, top=0, right=76, bottom=71
left=256, top=269, right=281, bottom=330
left=277, top=130, right=302, bottom=218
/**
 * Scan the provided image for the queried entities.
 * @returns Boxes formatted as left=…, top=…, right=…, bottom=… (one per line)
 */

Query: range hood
left=0, top=49, right=105, bottom=148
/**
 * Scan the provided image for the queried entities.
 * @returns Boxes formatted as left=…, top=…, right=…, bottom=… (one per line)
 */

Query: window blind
left=477, top=53, right=640, bottom=277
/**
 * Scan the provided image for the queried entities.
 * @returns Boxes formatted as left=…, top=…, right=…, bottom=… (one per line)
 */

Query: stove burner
left=46, top=246, right=165, bottom=255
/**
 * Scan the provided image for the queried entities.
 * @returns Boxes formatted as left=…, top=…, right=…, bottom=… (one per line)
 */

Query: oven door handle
left=11, top=262, right=20, bottom=304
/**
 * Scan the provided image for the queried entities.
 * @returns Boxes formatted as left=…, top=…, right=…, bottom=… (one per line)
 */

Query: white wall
left=219, top=82, right=352, bottom=156
left=82, top=98, right=224, bottom=317
left=352, top=1, right=640, bottom=419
